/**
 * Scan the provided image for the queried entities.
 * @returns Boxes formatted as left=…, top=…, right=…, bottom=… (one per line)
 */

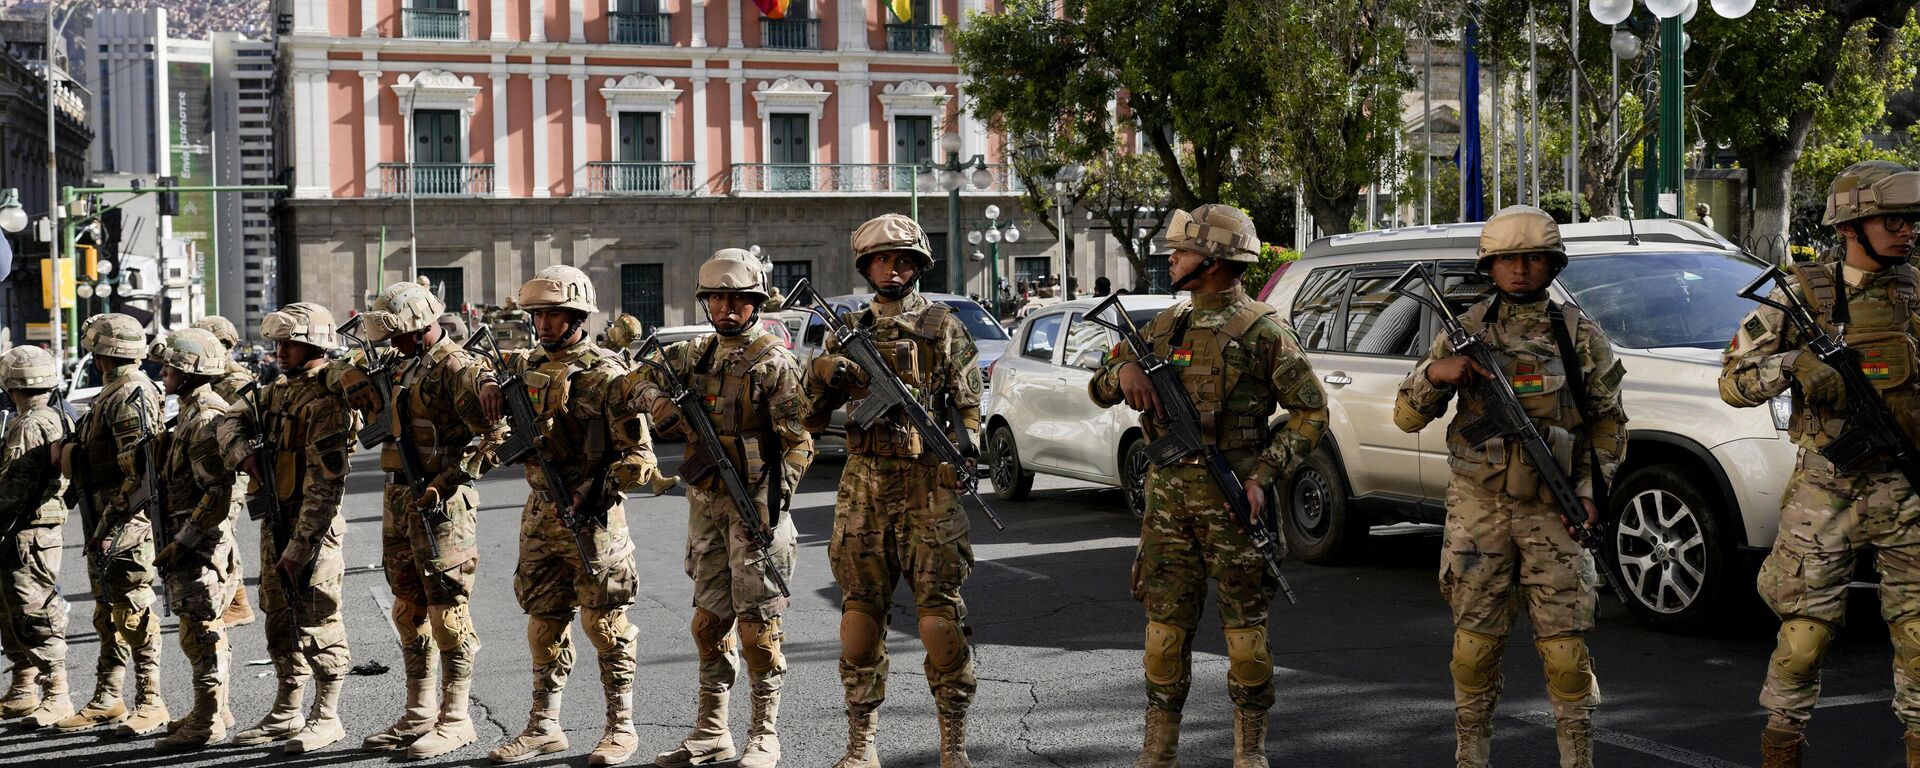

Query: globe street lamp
left=915, top=134, right=993, bottom=291
left=967, top=204, right=1020, bottom=317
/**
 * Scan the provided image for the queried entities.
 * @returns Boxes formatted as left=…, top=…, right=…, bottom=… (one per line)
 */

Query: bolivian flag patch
left=1170, top=347, right=1194, bottom=367
left=1512, top=374, right=1546, bottom=394
left=704, top=394, right=721, bottom=413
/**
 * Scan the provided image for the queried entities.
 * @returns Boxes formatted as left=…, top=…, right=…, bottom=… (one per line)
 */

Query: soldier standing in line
left=802, top=214, right=983, bottom=768
left=1089, top=204, right=1328, bottom=767
left=1720, top=161, right=1920, bottom=767
left=191, top=315, right=259, bottom=629
left=216, top=303, right=356, bottom=754
left=1395, top=206, right=1628, bottom=768
left=477, top=265, right=673, bottom=767
left=0, top=346, right=74, bottom=729
left=148, top=329, right=244, bottom=752
left=341, top=281, right=505, bottom=759
left=53, top=314, right=169, bottom=737
left=635, top=250, right=814, bottom=768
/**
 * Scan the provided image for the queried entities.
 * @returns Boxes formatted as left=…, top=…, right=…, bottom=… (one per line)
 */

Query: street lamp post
left=1052, top=164, right=1084, bottom=300
left=921, top=134, right=992, bottom=291
left=967, top=205, right=1019, bottom=318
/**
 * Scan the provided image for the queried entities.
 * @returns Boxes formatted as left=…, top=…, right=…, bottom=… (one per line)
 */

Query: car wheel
left=1120, top=436, right=1150, bottom=520
left=1607, top=464, right=1737, bottom=632
left=1283, top=448, right=1366, bottom=565
left=988, top=424, right=1034, bottom=501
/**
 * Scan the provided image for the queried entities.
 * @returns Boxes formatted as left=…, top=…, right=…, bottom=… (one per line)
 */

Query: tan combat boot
left=737, top=679, right=781, bottom=768
left=1, top=665, right=40, bottom=718
left=1556, top=719, right=1594, bottom=768
left=1908, top=731, right=1920, bottom=768
left=589, top=689, right=640, bottom=766
left=654, top=684, right=735, bottom=767
left=363, top=675, right=437, bottom=751
left=52, top=676, right=126, bottom=732
left=1133, top=707, right=1181, bottom=768
left=831, top=708, right=881, bottom=768
left=223, top=586, right=256, bottom=627
left=408, top=654, right=478, bottom=760
left=24, top=663, right=72, bottom=729
left=114, top=665, right=170, bottom=737
left=937, top=710, right=971, bottom=768
left=155, top=682, right=226, bottom=752
left=232, top=677, right=306, bottom=745
left=1232, top=708, right=1268, bottom=768
left=1455, top=717, right=1491, bottom=768
left=489, top=691, right=569, bottom=764
left=1761, top=726, right=1803, bottom=768
left=284, top=676, right=345, bottom=753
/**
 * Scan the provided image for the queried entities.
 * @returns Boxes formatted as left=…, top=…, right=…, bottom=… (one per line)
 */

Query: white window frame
left=601, top=74, right=682, bottom=163
left=393, top=70, right=481, bottom=164
left=752, top=77, right=828, bottom=164
left=878, top=80, right=950, bottom=165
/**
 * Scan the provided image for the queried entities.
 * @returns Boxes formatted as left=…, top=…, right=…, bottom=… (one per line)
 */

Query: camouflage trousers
left=1134, top=461, right=1278, bottom=713
left=684, top=483, right=796, bottom=688
left=84, top=524, right=161, bottom=698
left=828, top=454, right=976, bottom=719
left=165, top=530, right=238, bottom=699
left=383, top=482, right=482, bottom=681
left=1439, top=479, right=1601, bottom=724
left=258, top=513, right=351, bottom=683
left=221, top=492, right=246, bottom=613
left=1757, top=453, right=1920, bottom=731
left=513, top=494, right=640, bottom=707
left=0, top=525, right=66, bottom=675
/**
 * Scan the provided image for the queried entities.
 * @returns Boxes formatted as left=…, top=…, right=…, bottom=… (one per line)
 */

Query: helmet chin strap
left=1855, top=222, right=1906, bottom=267
left=705, top=299, right=758, bottom=337
left=1169, top=257, right=1217, bottom=293
left=541, top=314, right=588, bottom=351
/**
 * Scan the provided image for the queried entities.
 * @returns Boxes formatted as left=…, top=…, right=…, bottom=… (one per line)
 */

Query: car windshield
left=938, top=300, right=1009, bottom=341
left=1556, top=250, right=1765, bottom=350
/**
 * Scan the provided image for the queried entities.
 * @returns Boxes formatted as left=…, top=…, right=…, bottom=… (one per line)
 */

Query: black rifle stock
left=1084, top=294, right=1297, bottom=605
left=236, top=380, right=307, bottom=602
left=339, top=315, right=398, bottom=450
left=393, top=392, right=443, bottom=560
left=128, top=396, right=171, bottom=615
left=1388, top=262, right=1626, bottom=603
left=781, top=279, right=1003, bottom=531
left=634, top=334, right=790, bottom=598
left=1737, top=265, right=1920, bottom=490
left=469, top=325, right=602, bottom=577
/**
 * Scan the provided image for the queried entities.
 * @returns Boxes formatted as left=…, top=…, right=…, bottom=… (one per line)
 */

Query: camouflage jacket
left=211, top=358, right=256, bottom=403
left=1396, top=296, right=1629, bottom=499
left=1089, top=285, right=1330, bottom=488
left=501, top=336, right=667, bottom=501
left=631, top=323, right=814, bottom=496
left=216, top=363, right=354, bottom=566
left=162, top=384, right=237, bottom=555
left=79, top=362, right=162, bottom=531
left=0, top=397, right=69, bottom=528
left=802, top=291, right=983, bottom=457
left=363, top=337, right=507, bottom=488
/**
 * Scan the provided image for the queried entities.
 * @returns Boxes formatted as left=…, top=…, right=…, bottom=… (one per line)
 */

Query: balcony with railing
left=885, top=23, right=944, bottom=53
left=403, top=8, right=470, bottom=40
left=730, top=163, right=1022, bottom=195
left=378, top=163, right=495, bottom=197
left=609, top=12, right=672, bottom=45
left=587, top=162, right=696, bottom=195
left=760, top=17, right=820, bottom=50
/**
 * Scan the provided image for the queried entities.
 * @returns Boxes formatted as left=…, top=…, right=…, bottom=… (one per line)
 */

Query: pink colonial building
left=270, top=0, right=1126, bottom=327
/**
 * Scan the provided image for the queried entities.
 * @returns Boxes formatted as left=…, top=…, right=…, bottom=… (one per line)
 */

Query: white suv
left=1264, top=218, right=1796, bottom=631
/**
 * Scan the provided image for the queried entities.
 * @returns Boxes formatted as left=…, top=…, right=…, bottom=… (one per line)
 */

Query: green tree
left=1081, top=152, right=1173, bottom=292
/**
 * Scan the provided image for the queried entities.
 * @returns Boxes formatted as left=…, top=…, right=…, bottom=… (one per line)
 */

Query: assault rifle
left=781, top=278, right=1003, bottom=531
left=1085, top=294, right=1297, bottom=605
left=1738, top=265, right=1920, bottom=490
left=236, top=380, right=307, bottom=602
left=1389, top=262, right=1625, bottom=603
left=469, top=325, right=603, bottom=577
left=633, top=334, right=790, bottom=598
left=339, top=314, right=397, bottom=450
left=126, top=396, right=170, bottom=614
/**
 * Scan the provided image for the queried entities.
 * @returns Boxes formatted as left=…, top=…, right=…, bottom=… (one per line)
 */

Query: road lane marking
left=1512, top=711, right=1749, bottom=768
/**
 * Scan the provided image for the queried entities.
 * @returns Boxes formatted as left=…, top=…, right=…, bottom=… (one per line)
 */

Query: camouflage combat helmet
left=1824, top=160, right=1920, bottom=226
left=696, top=248, right=771, bottom=302
left=0, top=346, right=59, bottom=391
left=365, top=277, right=447, bottom=341
left=80, top=313, right=149, bottom=359
left=517, top=265, right=598, bottom=315
left=436, top=312, right=469, bottom=343
left=1165, top=204, right=1261, bottom=263
left=191, top=316, right=241, bottom=351
left=1477, top=205, right=1567, bottom=273
left=260, top=302, right=340, bottom=349
left=851, top=214, right=935, bottom=271
left=149, top=328, right=230, bottom=376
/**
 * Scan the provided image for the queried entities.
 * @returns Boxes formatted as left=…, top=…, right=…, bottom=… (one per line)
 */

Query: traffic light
left=157, top=176, right=179, bottom=216
left=75, top=244, right=97, bottom=280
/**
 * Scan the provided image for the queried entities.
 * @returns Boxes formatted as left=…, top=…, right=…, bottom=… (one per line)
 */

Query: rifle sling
left=1546, top=302, right=1607, bottom=505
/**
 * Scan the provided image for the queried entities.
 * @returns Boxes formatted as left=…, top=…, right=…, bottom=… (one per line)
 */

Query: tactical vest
left=9, top=405, right=69, bottom=527
left=680, top=332, right=783, bottom=493
left=163, top=388, right=231, bottom=527
left=844, top=303, right=954, bottom=459
left=79, top=368, right=156, bottom=496
left=1785, top=262, right=1920, bottom=449
left=1444, top=298, right=1586, bottom=502
left=522, top=342, right=622, bottom=490
left=1140, top=298, right=1277, bottom=454
left=262, top=372, right=327, bottom=502
left=381, top=342, right=480, bottom=477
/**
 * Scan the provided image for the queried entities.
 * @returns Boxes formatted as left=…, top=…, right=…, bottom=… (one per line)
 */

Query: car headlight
left=1769, top=394, right=1793, bottom=432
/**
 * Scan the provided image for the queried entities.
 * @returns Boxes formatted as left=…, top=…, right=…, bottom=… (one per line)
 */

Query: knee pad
left=738, top=619, right=785, bottom=675
left=840, top=601, right=884, bottom=667
left=1896, top=618, right=1920, bottom=680
left=1224, top=626, right=1273, bottom=688
left=1449, top=629, right=1504, bottom=695
left=583, top=608, right=638, bottom=654
left=917, top=607, right=969, bottom=674
left=1143, top=621, right=1189, bottom=687
left=426, top=603, right=476, bottom=649
left=392, top=598, right=429, bottom=644
left=690, top=607, right=736, bottom=663
left=1771, top=618, right=1835, bottom=686
left=1535, top=636, right=1596, bottom=703
left=527, top=615, right=571, bottom=667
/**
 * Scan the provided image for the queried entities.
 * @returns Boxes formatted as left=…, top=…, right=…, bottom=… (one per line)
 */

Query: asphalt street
left=4, top=444, right=1913, bottom=767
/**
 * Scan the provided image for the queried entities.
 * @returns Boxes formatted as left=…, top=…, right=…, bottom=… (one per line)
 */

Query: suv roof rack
left=1302, top=218, right=1735, bottom=260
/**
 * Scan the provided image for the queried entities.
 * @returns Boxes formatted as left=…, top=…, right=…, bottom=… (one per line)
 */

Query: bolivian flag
left=753, top=0, right=791, bottom=19
left=890, top=0, right=914, bottom=22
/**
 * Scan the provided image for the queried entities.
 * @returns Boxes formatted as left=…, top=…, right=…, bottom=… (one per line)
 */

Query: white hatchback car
left=984, top=294, right=1181, bottom=519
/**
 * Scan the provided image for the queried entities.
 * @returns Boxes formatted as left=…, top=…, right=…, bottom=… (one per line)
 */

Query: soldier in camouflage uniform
left=191, top=315, right=258, bottom=629
left=803, top=214, right=984, bottom=768
left=0, top=346, right=73, bottom=729
left=1394, top=206, right=1628, bottom=768
left=1720, top=161, right=1920, bottom=767
left=54, top=313, right=169, bottom=737
left=216, top=303, right=356, bottom=754
left=1089, top=204, right=1329, bottom=768
left=635, top=250, right=814, bottom=768
left=340, top=281, right=505, bottom=759
left=477, top=265, right=673, bottom=767
left=148, top=329, right=244, bottom=752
